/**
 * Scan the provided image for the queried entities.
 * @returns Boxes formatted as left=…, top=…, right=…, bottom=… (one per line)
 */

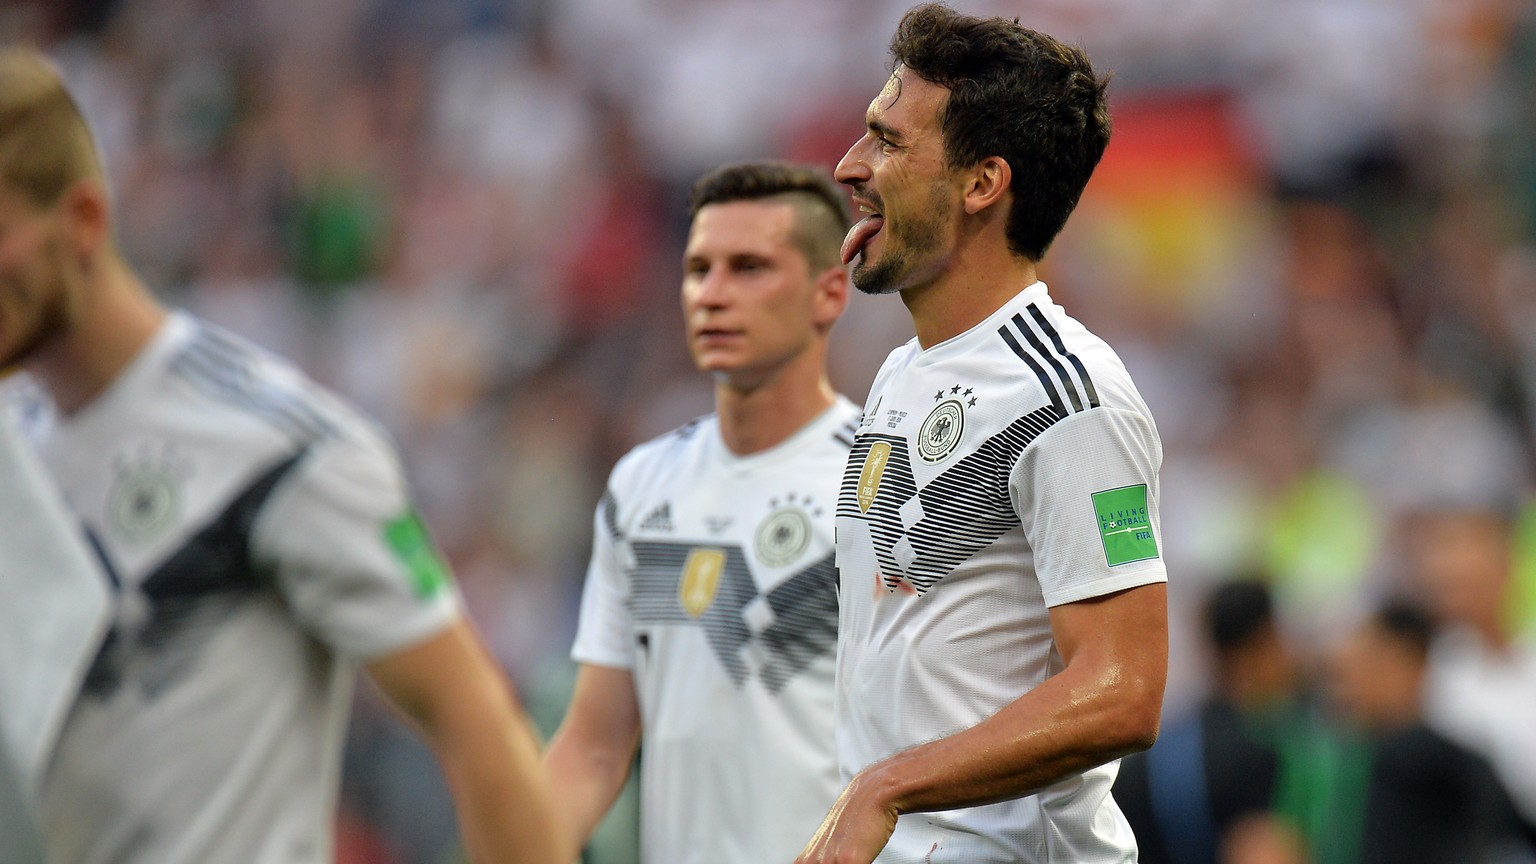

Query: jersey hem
left=1041, top=565, right=1166, bottom=609
left=346, top=600, right=460, bottom=661
left=569, top=649, right=633, bottom=671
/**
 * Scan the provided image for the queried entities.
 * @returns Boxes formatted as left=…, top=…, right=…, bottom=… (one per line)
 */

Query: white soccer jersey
left=1424, top=628, right=1536, bottom=823
left=572, top=399, right=860, bottom=864
left=835, top=282, right=1166, bottom=864
left=7, top=314, right=459, bottom=864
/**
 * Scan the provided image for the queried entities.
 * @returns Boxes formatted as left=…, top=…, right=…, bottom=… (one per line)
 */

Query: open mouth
left=847, top=196, right=884, bottom=264
left=841, top=206, right=884, bottom=265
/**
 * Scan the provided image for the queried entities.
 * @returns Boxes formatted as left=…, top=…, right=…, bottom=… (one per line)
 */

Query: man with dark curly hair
left=800, top=6, right=1167, bottom=863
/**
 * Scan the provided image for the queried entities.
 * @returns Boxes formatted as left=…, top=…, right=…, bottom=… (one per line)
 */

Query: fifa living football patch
left=384, top=511, right=453, bottom=598
left=1091, top=485, right=1158, bottom=566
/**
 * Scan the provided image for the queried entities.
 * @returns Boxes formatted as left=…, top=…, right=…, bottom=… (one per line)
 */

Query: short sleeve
left=1011, top=406, right=1167, bottom=607
left=570, top=489, right=634, bottom=669
left=252, top=427, right=460, bottom=660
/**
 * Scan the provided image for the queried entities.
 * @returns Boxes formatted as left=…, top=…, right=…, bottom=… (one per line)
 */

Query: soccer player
left=543, top=161, right=857, bottom=863
left=797, top=6, right=1168, bottom=863
left=0, top=48, right=567, bottom=864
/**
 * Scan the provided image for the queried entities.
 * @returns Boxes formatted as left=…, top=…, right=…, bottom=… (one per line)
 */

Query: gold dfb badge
left=679, top=548, right=726, bottom=617
left=858, top=441, right=891, bottom=513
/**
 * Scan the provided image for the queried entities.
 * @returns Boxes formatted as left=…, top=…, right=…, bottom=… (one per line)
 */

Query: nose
left=688, top=265, right=731, bottom=311
left=835, top=135, right=872, bottom=187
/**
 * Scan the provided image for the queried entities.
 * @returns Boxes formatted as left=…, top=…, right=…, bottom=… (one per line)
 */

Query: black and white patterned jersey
left=572, top=398, right=859, bottom=864
left=9, top=314, right=460, bottom=864
left=835, top=282, right=1166, bottom=863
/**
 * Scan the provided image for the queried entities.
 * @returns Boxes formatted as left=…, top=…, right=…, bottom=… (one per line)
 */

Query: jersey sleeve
left=252, top=427, right=460, bottom=660
left=570, top=488, right=634, bottom=669
left=1010, top=405, right=1166, bottom=607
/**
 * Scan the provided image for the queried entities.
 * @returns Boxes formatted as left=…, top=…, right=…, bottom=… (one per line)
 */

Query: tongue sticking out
left=841, top=215, right=884, bottom=265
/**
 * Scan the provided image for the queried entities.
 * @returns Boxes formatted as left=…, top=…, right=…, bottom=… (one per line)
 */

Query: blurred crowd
left=6, top=0, right=1536, bottom=861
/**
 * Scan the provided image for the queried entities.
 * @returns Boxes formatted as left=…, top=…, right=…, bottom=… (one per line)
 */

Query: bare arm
left=797, top=581, right=1167, bottom=864
left=543, top=663, right=643, bottom=855
left=367, top=618, right=569, bottom=864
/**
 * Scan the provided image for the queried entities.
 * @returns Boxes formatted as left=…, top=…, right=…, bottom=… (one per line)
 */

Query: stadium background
left=6, top=0, right=1536, bottom=860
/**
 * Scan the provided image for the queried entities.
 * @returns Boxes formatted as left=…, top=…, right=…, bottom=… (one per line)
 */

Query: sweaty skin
left=804, top=30, right=1166, bottom=858
left=840, top=75, right=904, bottom=268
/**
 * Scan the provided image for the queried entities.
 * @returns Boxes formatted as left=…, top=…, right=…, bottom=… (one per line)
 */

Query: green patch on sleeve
left=383, top=511, right=452, bottom=599
left=1092, top=484, right=1158, bottom=567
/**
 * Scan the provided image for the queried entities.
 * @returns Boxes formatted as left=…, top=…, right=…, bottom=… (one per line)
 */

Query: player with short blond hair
left=0, top=47, right=566, bottom=864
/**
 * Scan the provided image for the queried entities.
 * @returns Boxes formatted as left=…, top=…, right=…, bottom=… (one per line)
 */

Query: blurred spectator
left=1413, top=507, right=1536, bottom=829
left=1320, top=599, right=1533, bottom=864
left=1116, top=579, right=1303, bottom=864
left=1223, top=813, right=1311, bottom=864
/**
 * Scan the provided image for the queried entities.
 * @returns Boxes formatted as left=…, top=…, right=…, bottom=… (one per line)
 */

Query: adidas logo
left=640, top=502, right=673, bottom=532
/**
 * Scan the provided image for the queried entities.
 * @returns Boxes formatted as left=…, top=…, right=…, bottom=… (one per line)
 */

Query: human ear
left=811, top=264, right=849, bottom=330
left=961, top=157, right=1010, bottom=215
left=58, top=178, right=110, bottom=259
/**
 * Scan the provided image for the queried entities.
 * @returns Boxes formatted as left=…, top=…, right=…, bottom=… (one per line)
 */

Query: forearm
left=797, top=586, right=1166, bottom=864
left=431, top=707, right=570, bottom=864
left=369, top=624, right=571, bottom=864
left=862, top=648, right=1162, bottom=816
left=543, top=722, right=638, bottom=852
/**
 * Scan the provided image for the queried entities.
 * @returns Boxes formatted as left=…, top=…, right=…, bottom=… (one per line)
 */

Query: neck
left=1223, top=677, right=1264, bottom=713
left=901, top=237, right=1038, bottom=349
left=1370, top=683, right=1424, bottom=732
left=714, top=349, right=836, bottom=457
left=1470, top=616, right=1513, bottom=654
left=27, top=255, right=166, bottom=415
left=1219, top=665, right=1279, bottom=715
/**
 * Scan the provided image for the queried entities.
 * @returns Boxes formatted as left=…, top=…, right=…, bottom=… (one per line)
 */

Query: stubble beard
left=850, top=188, right=947, bottom=297
left=0, top=289, right=70, bottom=369
left=0, top=243, right=75, bottom=369
left=851, top=251, right=908, bottom=296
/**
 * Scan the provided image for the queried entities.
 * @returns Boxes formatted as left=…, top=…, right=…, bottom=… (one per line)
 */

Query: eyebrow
left=867, top=118, right=904, bottom=144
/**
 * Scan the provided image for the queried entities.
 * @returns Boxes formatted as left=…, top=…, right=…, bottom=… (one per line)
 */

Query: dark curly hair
left=689, top=161, right=851, bottom=270
left=1372, top=599, right=1436, bottom=664
left=890, top=3, right=1111, bottom=261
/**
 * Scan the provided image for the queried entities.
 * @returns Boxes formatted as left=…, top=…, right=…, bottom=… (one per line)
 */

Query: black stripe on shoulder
left=171, top=336, right=333, bottom=441
left=195, top=331, right=339, bottom=432
left=1010, top=313, right=1083, bottom=412
left=600, top=489, right=622, bottom=540
left=997, top=324, right=1067, bottom=415
left=668, top=416, right=707, bottom=442
left=195, top=324, right=257, bottom=361
left=833, top=432, right=855, bottom=450
left=1026, top=304, right=1099, bottom=409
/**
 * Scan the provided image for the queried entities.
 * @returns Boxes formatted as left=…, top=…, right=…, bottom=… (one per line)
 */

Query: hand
left=794, top=773, right=899, bottom=864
